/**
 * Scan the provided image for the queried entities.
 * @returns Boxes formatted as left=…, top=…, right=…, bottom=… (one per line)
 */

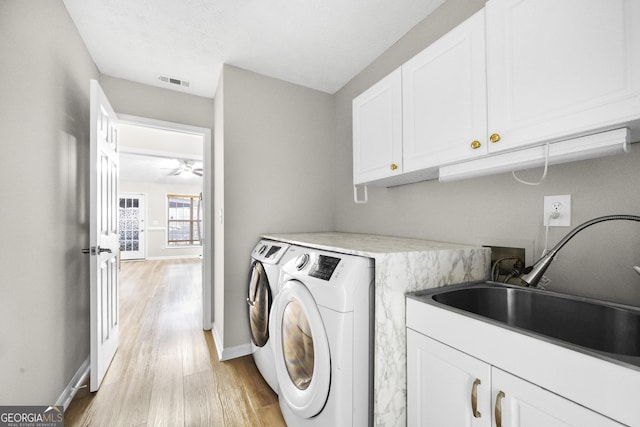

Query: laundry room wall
left=0, top=0, right=100, bottom=405
left=333, top=0, right=640, bottom=306
left=213, top=65, right=336, bottom=355
left=100, top=76, right=215, bottom=130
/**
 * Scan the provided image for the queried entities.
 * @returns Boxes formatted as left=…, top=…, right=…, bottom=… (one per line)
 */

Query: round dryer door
left=273, top=279, right=331, bottom=419
left=247, top=261, right=272, bottom=347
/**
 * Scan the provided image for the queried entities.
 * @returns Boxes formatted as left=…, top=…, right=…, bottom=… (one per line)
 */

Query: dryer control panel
left=309, top=255, right=341, bottom=281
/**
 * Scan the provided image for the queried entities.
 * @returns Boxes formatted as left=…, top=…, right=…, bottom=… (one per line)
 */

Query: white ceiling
left=62, top=0, right=446, bottom=98
left=119, top=124, right=203, bottom=186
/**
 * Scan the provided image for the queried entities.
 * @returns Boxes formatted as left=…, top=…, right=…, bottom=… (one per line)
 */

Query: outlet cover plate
left=543, top=194, right=571, bottom=226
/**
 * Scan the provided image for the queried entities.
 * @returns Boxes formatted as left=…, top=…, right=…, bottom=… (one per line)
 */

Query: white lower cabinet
left=407, top=329, right=491, bottom=426
left=407, top=329, right=624, bottom=427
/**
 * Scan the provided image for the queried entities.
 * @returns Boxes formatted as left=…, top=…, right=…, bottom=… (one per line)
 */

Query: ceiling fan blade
left=192, top=170, right=203, bottom=177
left=193, top=168, right=203, bottom=172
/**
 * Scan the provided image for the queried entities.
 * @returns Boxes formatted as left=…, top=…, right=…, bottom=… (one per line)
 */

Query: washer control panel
left=252, top=240, right=290, bottom=264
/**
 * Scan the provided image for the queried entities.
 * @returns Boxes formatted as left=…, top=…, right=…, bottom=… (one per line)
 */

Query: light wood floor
left=65, top=259, right=285, bottom=427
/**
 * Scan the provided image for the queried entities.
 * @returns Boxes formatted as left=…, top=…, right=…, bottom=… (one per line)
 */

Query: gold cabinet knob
left=471, top=140, right=481, bottom=149
left=490, top=133, right=501, bottom=143
left=390, top=163, right=398, bottom=171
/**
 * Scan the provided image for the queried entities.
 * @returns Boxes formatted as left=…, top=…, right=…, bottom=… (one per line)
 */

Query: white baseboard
left=57, top=356, right=90, bottom=411
left=212, top=323, right=252, bottom=362
left=142, top=254, right=202, bottom=260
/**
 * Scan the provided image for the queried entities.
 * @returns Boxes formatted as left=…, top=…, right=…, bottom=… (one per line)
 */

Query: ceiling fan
left=165, top=159, right=203, bottom=177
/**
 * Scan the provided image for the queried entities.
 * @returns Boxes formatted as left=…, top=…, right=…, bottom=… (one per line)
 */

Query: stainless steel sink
left=410, top=282, right=640, bottom=366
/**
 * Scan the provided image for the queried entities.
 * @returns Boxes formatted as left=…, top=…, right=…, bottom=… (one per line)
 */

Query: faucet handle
left=633, top=266, right=640, bottom=276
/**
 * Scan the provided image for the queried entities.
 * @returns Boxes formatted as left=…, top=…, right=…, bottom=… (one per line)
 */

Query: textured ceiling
left=62, top=0, right=445, bottom=97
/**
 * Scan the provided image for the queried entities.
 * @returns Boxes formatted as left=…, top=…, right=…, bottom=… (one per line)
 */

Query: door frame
left=118, top=114, right=213, bottom=331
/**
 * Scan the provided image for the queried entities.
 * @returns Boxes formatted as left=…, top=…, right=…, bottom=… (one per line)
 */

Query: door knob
left=490, top=133, right=501, bottom=143
left=81, top=246, right=113, bottom=255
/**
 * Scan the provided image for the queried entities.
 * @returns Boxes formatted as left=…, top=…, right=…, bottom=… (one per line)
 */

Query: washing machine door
left=273, top=279, right=331, bottom=419
left=248, top=261, right=272, bottom=347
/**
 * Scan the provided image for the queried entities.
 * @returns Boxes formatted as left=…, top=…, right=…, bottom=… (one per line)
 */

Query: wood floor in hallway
left=65, top=259, right=285, bottom=427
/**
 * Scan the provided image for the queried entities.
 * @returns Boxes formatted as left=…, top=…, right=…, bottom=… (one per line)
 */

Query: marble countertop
left=261, top=231, right=483, bottom=256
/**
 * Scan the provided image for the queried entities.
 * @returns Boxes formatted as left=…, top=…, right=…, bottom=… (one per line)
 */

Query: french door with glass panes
left=118, top=193, right=146, bottom=260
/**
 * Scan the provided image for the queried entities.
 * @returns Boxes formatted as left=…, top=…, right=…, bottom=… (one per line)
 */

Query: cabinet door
left=352, top=68, right=402, bottom=185
left=491, top=368, right=624, bottom=427
left=486, top=0, right=640, bottom=153
left=407, top=329, right=491, bottom=427
left=403, top=10, right=487, bottom=172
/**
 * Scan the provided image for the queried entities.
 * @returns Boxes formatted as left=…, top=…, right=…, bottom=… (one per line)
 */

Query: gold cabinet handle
left=495, top=391, right=505, bottom=427
left=390, top=163, right=398, bottom=171
left=471, top=378, right=481, bottom=418
left=471, top=140, right=481, bottom=150
left=490, top=133, right=501, bottom=143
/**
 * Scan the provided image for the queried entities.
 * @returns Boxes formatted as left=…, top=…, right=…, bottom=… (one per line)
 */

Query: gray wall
left=100, top=76, right=214, bottom=130
left=215, top=65, right=335, bottom=349
left=334, top=0, right=640, bottom=306
left=0, top=0, right=99, bottom=404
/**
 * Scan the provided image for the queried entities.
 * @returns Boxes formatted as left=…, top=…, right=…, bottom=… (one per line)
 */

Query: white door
left=402, top=9, right=487, bottom=171
left=88, top=79, right=120, bottom=392
left=486, top=0, right=640, bottom=153
left=407, top=330, right=491, bottom=427
left=118, top=193, right=146, bottom=260
left=352, top=68, right=403, bottom=185
left=492, top=368, right=624, bottom=427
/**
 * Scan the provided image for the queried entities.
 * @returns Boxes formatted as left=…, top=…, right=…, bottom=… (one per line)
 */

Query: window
left=167, top=194, right=202, bottom=246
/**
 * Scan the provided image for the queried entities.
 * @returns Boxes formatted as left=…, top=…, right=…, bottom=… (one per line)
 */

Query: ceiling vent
left=158, top=75, right=190, bottom=88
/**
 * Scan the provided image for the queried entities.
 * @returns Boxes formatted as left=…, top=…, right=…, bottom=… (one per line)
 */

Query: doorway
left=117, top=114, right=212, bottom=331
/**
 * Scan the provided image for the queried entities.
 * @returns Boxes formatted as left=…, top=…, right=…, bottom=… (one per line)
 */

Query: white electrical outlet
left=543, top=195, right=571, bottom=226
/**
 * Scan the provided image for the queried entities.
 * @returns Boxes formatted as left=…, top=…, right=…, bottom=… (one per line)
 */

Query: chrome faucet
left=519, top=214, right=640, bottom=288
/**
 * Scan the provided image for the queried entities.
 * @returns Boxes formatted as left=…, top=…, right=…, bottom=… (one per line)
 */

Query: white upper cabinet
left=352, top=0, right=640, bottom=188
left=403, top=10, right=488, bottom=172
left=352, top=68, right=403, bottom=186
left=486, top=0, right=640, bottom=153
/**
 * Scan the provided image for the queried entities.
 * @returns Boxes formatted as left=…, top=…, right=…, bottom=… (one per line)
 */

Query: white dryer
left=271, top=245, right=374, bottom=426
left=247, top=239, right=292, bottom=393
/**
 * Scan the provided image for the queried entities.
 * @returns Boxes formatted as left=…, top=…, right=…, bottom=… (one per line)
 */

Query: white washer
left=271, top=245, right=374, bottom=426
left=247, top=239, right=294, bottom=393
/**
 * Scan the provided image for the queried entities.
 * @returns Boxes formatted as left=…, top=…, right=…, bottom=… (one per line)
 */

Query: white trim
left=212, top=323, right=252, bottom=362
left=57, top=357, right=90, bottom=411
left=116, top=113, right=213, bottom=331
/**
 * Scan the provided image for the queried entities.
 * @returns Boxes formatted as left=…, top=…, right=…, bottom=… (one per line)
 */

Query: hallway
left=65, top=259, right=285, bottom=426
